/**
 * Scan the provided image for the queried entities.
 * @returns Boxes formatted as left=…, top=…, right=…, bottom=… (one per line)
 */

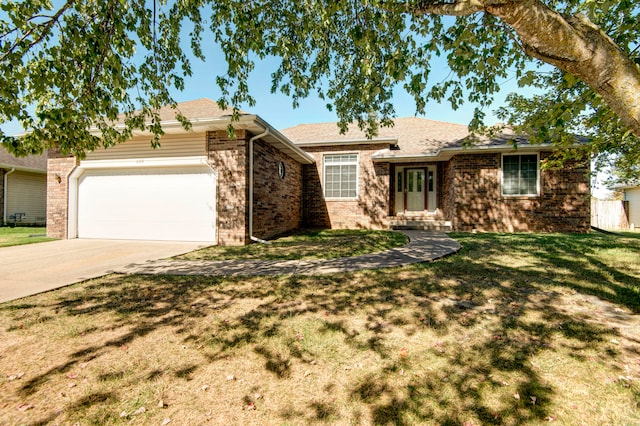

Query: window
left=502, top=154, right=539, bottom=196
left=324, top=154, right=358, bottom=198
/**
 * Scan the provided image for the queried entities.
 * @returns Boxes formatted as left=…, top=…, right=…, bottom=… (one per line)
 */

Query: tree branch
left=485, top=0, right=640, bottom=136
left=408, top=0, right=485, bottom=16
left=0, top=0, right=75, bottom=62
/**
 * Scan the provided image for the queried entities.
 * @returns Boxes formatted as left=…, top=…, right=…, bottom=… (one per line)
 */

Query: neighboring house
left=0, top=146, right=47, bottom=226
left=46, top=99, right=590, bottom=245
left=614, top=182, right=640, bottom=230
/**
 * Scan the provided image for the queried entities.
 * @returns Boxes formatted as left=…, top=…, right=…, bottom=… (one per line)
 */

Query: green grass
left=175, top=229, right=409, bottom=260
left=0, top=227, right=55, bottom=247
left=1, top=232, right=639, bottom=425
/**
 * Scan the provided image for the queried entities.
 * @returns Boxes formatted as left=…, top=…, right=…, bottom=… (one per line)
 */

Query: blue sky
left=170, top=51, right=527, bottom=131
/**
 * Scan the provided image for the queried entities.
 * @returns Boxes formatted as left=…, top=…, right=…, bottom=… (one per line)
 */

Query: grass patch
left=176, top=229, right=409, bottom=261
left=0, top=227, right=54, bottom=247
left=1, top=233, right=639, bottom=425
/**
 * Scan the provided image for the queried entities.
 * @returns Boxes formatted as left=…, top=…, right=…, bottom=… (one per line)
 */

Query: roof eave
left=0, top=163, right=47, bottom=174
left=252, top=116, right=316, bottom=164
left=294, top=138, right=398, bottom=147
left=611, top=182, right=640, bottom=190
left=88, top=115, right=315, bottom=165
left=372, top=143, right=553, bottom=163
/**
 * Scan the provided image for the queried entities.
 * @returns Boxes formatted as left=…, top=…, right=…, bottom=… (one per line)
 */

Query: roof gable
left=119, top=98, right=247, bottom=123
left=281, top=117, right=533, bottom=160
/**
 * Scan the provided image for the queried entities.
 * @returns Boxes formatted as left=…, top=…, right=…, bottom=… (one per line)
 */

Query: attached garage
left=71, top=163, right=216, bottom=242
left=47, top=98, right=315, bottom=245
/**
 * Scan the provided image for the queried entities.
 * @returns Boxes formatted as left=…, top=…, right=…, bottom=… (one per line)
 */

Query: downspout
left=3, top=168, right=15, bottom=225
left=248, top=129, right=272, bottom=244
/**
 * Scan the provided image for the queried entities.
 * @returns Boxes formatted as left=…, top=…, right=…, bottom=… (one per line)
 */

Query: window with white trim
left=502, top=154, right=539, bottom=196
left=324, top=154, right=358, bottom=198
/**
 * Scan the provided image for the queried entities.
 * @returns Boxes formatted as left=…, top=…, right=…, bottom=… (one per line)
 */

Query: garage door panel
left=78, top=167, right=216, bottom=242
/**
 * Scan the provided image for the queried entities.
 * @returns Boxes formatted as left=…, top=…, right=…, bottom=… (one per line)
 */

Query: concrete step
left=389, top=219, right=452, bottom=232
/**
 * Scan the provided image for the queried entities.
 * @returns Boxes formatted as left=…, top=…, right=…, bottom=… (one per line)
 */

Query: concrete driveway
left=0, top=239, right=209, bottom=303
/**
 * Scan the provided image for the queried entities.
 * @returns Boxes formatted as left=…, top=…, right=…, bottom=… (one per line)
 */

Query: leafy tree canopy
left=1, top=0, right=639, bottom=180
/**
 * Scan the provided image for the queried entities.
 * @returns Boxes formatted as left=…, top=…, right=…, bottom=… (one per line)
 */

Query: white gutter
left=0, top=164, right=46, bottom=174
left=294, top=138, right=396, bottom=147
left=372, top=143, right=550, bottom=163
left=252, top=116, right=315, bottom=164
left=3, top=168, right=15, bottom=224
left=248, top=129, right=270, bottom=244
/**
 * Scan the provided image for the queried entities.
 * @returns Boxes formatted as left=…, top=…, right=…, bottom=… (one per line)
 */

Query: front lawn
left=0, top=227, right=54, bottom=248
left=175, top=229, right=409, bottom=261
left=1, top=232, right=639, bottom=425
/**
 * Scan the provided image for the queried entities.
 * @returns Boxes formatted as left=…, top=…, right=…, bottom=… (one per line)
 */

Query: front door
left=395, top=166, right=437, bottom=215
left=406, top=168, right=425, bottom=212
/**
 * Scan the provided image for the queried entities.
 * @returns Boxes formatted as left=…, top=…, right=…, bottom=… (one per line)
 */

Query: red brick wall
left=302, top=144, right=389, bottom=229
left=46, top=149, right=78, bottom=238
left=448, top=152, right=590, bottom=232
left=207, top=130, right=249, bottom=246
left=252, top=140, right=303, bottom=239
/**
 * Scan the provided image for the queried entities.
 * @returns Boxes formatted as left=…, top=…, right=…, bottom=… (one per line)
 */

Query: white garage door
left=77, top=167, right=216, bottom=242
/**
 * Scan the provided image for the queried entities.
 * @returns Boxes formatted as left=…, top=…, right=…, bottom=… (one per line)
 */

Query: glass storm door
left=406, top=169, right=426, bottom=212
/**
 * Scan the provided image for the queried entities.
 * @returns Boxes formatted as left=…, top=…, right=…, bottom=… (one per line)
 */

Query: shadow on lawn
left=4, top=233, right=639, bottom=424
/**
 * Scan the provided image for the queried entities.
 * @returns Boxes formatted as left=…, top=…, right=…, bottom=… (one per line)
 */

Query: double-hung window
left=324, top=154, right=358, bottom=198
left=502, top=154, right=539, bottom=196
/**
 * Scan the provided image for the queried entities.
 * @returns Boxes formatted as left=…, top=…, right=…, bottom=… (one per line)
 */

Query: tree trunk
left=411, top=0, right=640, bottom=138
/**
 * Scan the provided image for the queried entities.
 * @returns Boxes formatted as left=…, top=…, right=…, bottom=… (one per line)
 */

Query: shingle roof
left=119, top=98, right=247, bottom=122
left=0, top=146, right=47, bottom=172
left=280, top=117, right=530, bottom=158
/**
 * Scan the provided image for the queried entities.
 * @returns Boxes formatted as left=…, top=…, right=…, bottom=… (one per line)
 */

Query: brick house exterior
left=282, top=118, right=591, bottom=234
left=301, top=143, right=390, bottom=229
left=442, top=153, right=590, bottom=232
left=46, top=100, right=590, bottom=245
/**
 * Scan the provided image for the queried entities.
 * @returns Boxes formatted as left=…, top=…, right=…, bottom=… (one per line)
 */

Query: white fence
left=591, top=199, right=630, bottom=230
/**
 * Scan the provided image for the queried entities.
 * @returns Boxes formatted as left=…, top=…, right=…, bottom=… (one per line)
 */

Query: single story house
left=46, top=99, right=590, bottom=244
left=1, top=146, right=47, bottom=226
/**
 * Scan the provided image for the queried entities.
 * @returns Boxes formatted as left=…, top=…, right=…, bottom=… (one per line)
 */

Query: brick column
left=46, top=149, right=78, bottom=239
left=207, top=129, right=249, bottom=246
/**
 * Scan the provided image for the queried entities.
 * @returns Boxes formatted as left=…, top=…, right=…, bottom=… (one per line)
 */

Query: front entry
left=395, top=166, right=437, bottom=215
left=406, top=169, right=425, bottom=212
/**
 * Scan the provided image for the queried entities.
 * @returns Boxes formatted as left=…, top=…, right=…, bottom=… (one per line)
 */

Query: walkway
left=118, top=231, right=462, bottom=277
